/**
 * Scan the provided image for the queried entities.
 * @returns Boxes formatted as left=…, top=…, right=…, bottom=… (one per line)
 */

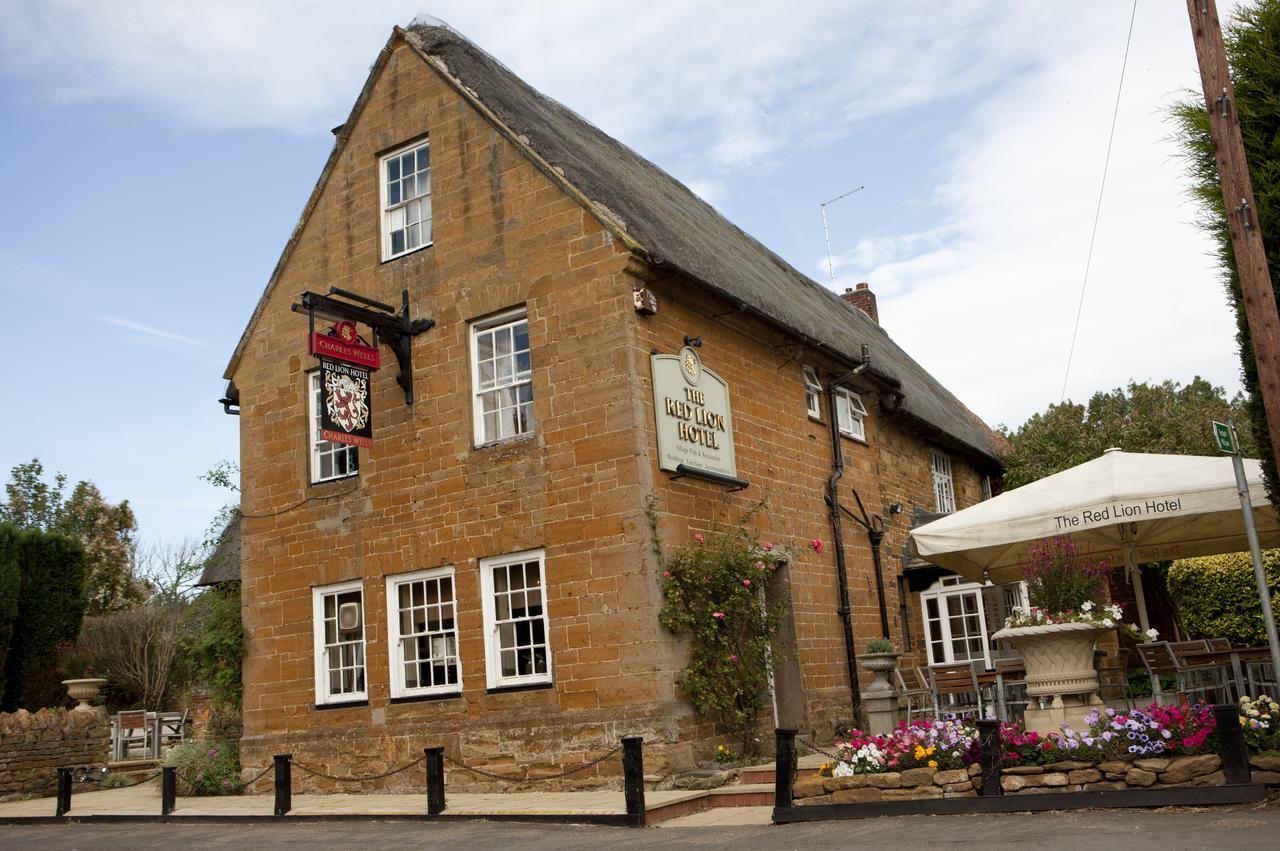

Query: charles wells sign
left=651, top=346, right=737, bottom=478
left=313, top=322, right=376, bottom=449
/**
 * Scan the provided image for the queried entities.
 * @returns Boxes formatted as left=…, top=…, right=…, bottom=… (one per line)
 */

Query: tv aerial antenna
left=820, top=185, right=864, bottom=287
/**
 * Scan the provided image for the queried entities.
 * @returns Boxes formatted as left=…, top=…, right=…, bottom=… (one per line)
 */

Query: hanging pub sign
left=319, top=359, right=373, bottom=448
left=311, top=320, right=380, bottom=368
left=651, top=346, right=738, bottom=479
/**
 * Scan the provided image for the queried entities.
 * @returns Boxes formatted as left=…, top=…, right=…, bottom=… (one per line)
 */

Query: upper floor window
left=981, top=475, right=993, bottom=501
left=479, top=550, right=552, bottom=689
left=835, top=388, right=867, bottom=441
left=312, top=580, right=367, bottom=705
left=310, top=371, right=358, bottom=484
left=381, top=140, right=432, bottom=260
left=932, top=451, right=955, bottom=513
left=803, top=366, right=822, bottom=420
left=471, top=309, right=533, bottom=446
left=386, top=567, right=460, bottom=698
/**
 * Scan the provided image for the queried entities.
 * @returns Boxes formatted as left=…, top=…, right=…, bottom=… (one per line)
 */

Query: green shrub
left=1, top=528, right=87, bottom=710
left=865, top=637, right=896, bottom=654
left=165, top=738, right=243, bottom=796
left=178, top=585, right=243, bottom=711
left=1167, top=550, right=1280, bottom=646
left=0, top=524, right=20, bottom=704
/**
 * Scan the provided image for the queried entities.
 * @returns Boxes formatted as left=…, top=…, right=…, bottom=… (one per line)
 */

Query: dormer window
left=381, top=140, right=432, bottom=260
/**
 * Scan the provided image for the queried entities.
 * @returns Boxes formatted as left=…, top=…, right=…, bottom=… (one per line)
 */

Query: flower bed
left=791, top=701, right=1280, bottom=805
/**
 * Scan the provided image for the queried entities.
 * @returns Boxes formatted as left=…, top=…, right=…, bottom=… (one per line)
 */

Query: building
left=221, top=21, right=1004, bottom=789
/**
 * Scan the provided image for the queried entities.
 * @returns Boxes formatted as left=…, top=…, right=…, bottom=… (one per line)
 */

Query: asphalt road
left=2, top=807, right=1279, bottom=850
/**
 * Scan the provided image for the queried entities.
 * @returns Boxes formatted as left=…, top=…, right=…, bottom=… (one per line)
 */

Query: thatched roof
left=196, top=518, right=240, bottom=586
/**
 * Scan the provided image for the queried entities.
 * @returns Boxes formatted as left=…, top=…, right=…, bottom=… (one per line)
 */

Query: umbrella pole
left=1230, top=451, right=1280, bottom=691
left=1124, top=544, right=1152, bottom=634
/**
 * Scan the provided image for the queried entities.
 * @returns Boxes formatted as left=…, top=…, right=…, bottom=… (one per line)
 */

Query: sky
left=0, top=0, right=1248, bottom=549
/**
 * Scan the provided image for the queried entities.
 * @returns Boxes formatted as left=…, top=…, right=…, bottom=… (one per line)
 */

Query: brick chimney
left=842, top=282, right=878, bottom=324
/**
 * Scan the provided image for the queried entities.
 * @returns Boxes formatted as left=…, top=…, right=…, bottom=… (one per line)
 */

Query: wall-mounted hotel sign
left=311, top=320, right=381, bottom=368
left=652, top=346, right=743, bottom=488
left=319, top=358, right=373, bottom=448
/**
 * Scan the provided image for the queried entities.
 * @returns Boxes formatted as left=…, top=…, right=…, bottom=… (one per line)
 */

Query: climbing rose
left=713, top=611, right=726, bottom=619
left=694, top=533, right=704, bottom=543
left=729, top=654, right=739, bottom=662
left=763, top=542, right=773, bottom=551
left=811, top=539, right=824, bottom=553
left=743, top=579, right=751, bottom=587
left=662, top=571, right=670, bottom=578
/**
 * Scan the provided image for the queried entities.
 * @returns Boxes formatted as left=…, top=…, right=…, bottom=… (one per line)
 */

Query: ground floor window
left=312, top=580, right=367, bottom=704
left=386, top=567, right=460, bottom=698
left=479, top=550, right=551, bottom=688
left=920, top=576, right=1028, bottom=668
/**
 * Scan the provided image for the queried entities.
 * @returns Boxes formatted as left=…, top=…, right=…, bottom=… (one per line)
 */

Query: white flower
left=833, top=761, right=854, bottom=777
left=1145, top=628, right=1158, bottom=640
left=1080, top=601, right=1094, bottom=613
left=1106, top=604, right=1123, bottom=620
left=1102, top=619, right=1114, bottom=628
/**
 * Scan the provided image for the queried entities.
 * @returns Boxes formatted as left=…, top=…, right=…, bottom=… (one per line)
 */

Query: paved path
left=2, top=805, right=1279, bottom=849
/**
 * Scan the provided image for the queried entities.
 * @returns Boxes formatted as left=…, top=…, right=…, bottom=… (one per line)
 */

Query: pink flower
left=729, top=654, right=739, bottom=662
left=768, top=565, right=776, bottom=572
left=742, top=579, right=751, bottom=587
left=755, top=561, right=765, bottom=570
left=763, top=542, right=773, bottom=551
left=662, top=571, right=670, bottom=578
left=694, top=533, right=704, bottom=543
left=713, top=611, right=726, bottom=619
left=811, top=539, right=824, bottom=553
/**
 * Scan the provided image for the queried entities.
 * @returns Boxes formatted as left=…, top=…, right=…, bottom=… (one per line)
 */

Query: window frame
left=834, top=387, right=868, bottom=441
left=470, top=307, right=534, bottom=447
left=932, top=451, right=955, bottom=513
left=802, top=366, right=822, bottom=420
left=311, top=579, right=368, bottom=706
left=385, top=567, right=462, bottom=699
left=308, top=370, right=359, bottom=485
left=379, top=138, right=433, bottom=261
left=478, top=549, right=553, bottom=690
left=920, top=576, right=991, bottom=668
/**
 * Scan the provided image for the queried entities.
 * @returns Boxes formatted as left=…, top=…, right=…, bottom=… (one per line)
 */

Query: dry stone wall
left=0, top=708, right=109, bottom=799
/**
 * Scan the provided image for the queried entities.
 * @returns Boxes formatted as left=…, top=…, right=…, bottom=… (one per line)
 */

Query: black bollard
left=1213, top=704, right=1251, bottom=784
left=425, top=747, right=445, bottom=816
left=976, top=718, right=1003, bottom=797
left=622, top=737, right=645, bottom=828
left=161, top=765, right=176, bottom=815
left=774, top=729, right=797, bottom=809
left=55, top=767, right=72, bottom=817
left=273, top=754, right=292, bottom=816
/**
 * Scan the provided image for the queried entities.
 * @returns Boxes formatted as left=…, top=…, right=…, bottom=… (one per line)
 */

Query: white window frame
left=312, top=579, right=368, bottom=706
left=834, top=387, right=868, bottom=441
left=385, top=567, right=461, bottom=699
left=380, top=139, right=432, bottom=261
left=470, top=308, right=534, bottom=447
left=479, top=549, right=552, bottom=689
left=309, top=371, right=359, bottom=484
left=932, top=451, right=955, bottom=513
left=920, top=576, right=991, bottom=668
left=803, top=366, right=822, bottom=420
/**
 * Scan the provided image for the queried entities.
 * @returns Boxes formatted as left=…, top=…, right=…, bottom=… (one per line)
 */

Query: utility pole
left=1186, top=0, right=1280, bottom=463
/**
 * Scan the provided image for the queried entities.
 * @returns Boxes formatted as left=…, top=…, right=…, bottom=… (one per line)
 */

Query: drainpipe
left=825, top=345, right=871, bottom=724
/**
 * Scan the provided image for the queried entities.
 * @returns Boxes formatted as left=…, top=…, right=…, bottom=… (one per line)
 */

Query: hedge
left=0, top=525, right=20, bottom=705
left=1166, top=550, right=1280, bottom=646
left=0, top=527, right=87, bottom=711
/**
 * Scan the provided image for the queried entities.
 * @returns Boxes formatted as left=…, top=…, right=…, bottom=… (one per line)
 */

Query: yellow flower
left=928, top=760, right=938, bottom=769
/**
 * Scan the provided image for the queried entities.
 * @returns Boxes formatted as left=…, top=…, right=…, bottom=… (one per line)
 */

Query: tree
left=1172, top=0, right=1280, bottom=507
left=999, top=378, right=1254, bottom=489
left=0, top=459, right=141, bottom=614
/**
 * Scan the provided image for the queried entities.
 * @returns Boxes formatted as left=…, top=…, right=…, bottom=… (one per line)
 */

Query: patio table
left=1174, top=646, right=1274, bottom=701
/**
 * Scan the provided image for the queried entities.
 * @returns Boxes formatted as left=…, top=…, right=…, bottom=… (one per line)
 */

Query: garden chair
left=114, top=710, right=150, bottom=761
left=1169, top=640, right=1233, bottom=702
left=895, top=668, right=931, bottom=722
left=1207, top=637, right=1232, bottom=651
left=1136, top=642, right=1179, bottom=704
left=927, top=661, right=986, bottom=719
left=155, top=709, right=188, bottom=756
left=992, top=657, right=1028, bottom=722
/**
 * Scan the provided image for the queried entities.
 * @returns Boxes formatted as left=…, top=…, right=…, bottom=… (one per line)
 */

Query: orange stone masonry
left=227, top=29, right=1000, bottom=792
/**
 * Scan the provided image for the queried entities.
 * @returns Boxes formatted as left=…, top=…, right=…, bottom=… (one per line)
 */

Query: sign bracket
left=292, top=288, right=435, bottom=404
left=669, top=463, right=748, bottom=492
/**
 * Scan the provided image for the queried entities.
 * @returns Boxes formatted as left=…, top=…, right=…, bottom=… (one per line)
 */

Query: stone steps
left=644, top=783, right=773, bottom=824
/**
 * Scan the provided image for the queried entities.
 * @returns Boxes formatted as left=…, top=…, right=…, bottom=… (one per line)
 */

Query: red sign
left=311, top=331, right=380, bottom=369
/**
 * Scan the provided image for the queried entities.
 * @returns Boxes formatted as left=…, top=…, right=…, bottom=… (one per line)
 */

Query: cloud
left=837, top=1, right=1243, bottom=428
left=96, top=315, right=206, bottom=347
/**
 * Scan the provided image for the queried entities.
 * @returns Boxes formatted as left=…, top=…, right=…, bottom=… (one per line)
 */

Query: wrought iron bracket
left=292, top=288, right=435, bottom=405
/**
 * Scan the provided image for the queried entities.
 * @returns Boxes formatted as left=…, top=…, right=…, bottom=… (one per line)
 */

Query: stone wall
left=0, top=708, right=110, bottom=799
left=791, top=754, right=1280, bottom=806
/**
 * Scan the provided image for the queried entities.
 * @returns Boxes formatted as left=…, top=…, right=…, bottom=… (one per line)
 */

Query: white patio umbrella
left=908, top=449, right=1280, bottom=634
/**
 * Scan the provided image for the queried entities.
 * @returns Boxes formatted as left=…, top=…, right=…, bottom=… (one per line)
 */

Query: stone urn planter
left=992, top=621, right=1107, bottom=735
left=858, top=651, right=901, bottom=735
left=62, top=678, right=107, bottom=711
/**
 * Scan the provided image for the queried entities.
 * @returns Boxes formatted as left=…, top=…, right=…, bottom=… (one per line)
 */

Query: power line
left=1060, top=0, right=1140, bottom=402
left=820, top=185, right=864, bottom=286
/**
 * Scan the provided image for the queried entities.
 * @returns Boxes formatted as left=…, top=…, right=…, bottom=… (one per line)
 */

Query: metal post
left=1214, top=704, right=1251, bottom=784
left=773, top=729, right=797, bottom=809
left=977, top=718, right=1003, bottom=797
left=1228, top=427, right=1280, bottom=683
left=425, top=747, right=445, bottom=816
left=161, top=765, right=176, bottom=815
left=622, top=737, right=645, bottom=828
left=273, top=753, right=292, bottom=816
left=55, top=767, right=72, bottom=817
